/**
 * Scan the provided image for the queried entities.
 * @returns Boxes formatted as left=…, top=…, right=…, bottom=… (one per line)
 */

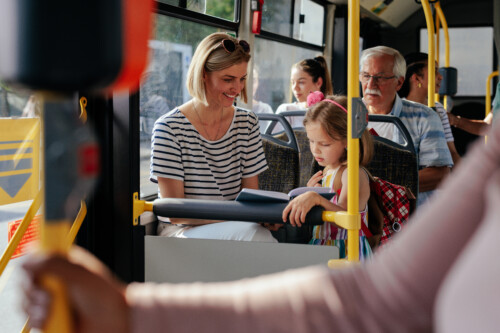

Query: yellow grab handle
left=41, top=222, right=73, bottom=333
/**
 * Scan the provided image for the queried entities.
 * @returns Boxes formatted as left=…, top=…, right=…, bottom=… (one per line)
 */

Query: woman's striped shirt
left=150, top=107, right=268, bottom=201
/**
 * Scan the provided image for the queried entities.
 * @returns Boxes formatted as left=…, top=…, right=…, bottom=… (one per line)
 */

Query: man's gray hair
left=360, top=46, right=406, bottom=79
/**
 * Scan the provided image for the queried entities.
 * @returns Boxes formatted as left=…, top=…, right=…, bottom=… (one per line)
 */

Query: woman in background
left=276, top=56, right=333, bottom=129
left=398, top=52, right=461, bottom=165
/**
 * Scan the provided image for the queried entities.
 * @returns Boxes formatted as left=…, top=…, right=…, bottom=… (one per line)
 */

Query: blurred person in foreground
left=23, top=119, right=500, bottom=333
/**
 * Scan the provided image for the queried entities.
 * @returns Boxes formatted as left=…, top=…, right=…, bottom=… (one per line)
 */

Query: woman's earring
left=418, top=83, right=422, bottom=88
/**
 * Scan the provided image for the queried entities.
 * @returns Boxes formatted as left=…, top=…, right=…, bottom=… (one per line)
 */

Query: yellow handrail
left=20, top=200, right=87, bottom=333
left=326, top=0, right=361, bottom=265
left=486, top=71, right=499, bottom=118
left=421, top=0, right=436, bottom=108
left=435, top=2, right=451, bottom=109
left=345, top=0, right=361, bottom=263
left=66, top=200, right=87, bottom=249
left=485, top=71, right=499, bottom=144
left=435, top=7, right=440, bottom=68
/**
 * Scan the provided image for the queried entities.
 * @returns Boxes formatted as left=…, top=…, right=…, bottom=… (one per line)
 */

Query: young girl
left=282, top=92, right=374, bottom=259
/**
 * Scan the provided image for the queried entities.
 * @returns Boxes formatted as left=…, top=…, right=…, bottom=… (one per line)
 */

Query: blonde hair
left=303, top=95, right=374, bottom=166
left=187, top=32, right=251, bottom=106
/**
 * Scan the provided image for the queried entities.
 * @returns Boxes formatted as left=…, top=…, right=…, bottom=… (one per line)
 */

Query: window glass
left=420, top=27, right=494, bottom=96
left=262, top=0, right=324, bottom=46
left=0, top=85, right=32, bottom=117
left=295, top=0, right=324, bottom=46
left=139, top=14, right=229, bottom=197
left=158, top=0, right=236, bottom=22
left=253, top=37, right=319, bottom=112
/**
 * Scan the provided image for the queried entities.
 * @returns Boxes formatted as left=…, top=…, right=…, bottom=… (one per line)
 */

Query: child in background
left=282, top=92, right=374, bottom=259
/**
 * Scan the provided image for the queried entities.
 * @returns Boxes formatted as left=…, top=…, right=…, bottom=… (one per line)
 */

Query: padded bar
left=153, top=198, right=324, bottom=225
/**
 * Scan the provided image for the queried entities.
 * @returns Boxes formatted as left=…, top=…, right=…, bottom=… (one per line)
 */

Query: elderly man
left=360, top=46, right=453, bottom=206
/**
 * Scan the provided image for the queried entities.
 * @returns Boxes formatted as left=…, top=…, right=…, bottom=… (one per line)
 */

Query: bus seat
left=257, top=113, right=300, bottom=194
left=367, top=115, right=418, bottom=201
left=263, top=110, right=313, bottom=188
left=366, top=138, right=419, bottom=201
left=257, top=113, right=310, bottom=244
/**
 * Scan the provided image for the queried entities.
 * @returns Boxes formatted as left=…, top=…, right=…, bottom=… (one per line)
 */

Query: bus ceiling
left=329, top=0, right=431, bottom=28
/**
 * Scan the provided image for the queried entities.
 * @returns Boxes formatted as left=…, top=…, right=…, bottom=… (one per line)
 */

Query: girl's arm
left=282, top=191, right=340, bottom=227
left=282, top=169, right=369, bottom=227
left=336, top=168, right=370, bottom=211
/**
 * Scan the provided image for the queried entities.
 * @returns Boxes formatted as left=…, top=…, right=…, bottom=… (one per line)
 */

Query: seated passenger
left=275, top=56, right=333, bottom=130
left=150, top=32, right=275, bottom=243
left=398, top=52, right=461, bottom=165
left=282, top=92, right=374, bottom=260
left=360, top=46, right=453, bottom=207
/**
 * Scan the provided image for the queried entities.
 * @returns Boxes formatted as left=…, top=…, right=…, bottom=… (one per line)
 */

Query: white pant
left=157, top=222, right=278, bottom=243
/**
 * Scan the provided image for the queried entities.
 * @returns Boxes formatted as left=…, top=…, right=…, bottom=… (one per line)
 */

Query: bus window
left=253, top=38, right=318, bottom=111
left=0, top=85, right=32, bottom=118
left=262, top=0, right=325, bottom=46
left=157, top=0, right=237, bottom=22
left=420, top=27, right=494, bottom=96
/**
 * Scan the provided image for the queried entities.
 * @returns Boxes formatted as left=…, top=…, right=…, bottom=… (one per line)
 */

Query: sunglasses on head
left=219, top=39, right=250, bottom=54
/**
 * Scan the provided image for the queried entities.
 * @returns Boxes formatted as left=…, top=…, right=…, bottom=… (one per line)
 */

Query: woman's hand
left=282, top=191, right=321, bottom=227
left=307, top=171, right=323, bottom=187
left=22, top=247, right=130, bottom=333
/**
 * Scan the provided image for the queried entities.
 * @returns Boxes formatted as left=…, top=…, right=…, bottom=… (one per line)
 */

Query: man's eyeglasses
left=219, top=39, right=250, bottom=54
left=359, top=72, right=397, bottom=84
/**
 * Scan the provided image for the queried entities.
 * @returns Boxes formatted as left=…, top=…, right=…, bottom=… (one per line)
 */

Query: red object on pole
left=252, top=0, right=264, bottom=34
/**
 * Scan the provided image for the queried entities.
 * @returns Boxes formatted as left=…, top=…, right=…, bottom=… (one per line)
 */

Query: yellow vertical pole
left=434, top=4, right=441, bottom=103
left=346, top=0, right=360, bottom=262
left=435, top=8, right=440, bottom=66
left=485, top=71, right=499, bottom=144
left=435, top=2, right=450, bottom=109
left=486, top=71, right=498, bottom=118
left=422, top=0, right=436, bottom=108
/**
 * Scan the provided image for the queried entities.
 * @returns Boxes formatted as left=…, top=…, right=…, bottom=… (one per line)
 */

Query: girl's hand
left=282, top=192, right=321, bottom=227
left=307, top=171, right=323, bottom=187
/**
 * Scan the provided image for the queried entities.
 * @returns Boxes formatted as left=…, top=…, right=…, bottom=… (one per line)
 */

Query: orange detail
left=7, top=215, right=41, bottom=259
left=108, top=0, right=156, bottom=92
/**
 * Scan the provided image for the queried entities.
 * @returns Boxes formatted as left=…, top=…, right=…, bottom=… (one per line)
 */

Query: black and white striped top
left=150, top=107, right=268, bottom=201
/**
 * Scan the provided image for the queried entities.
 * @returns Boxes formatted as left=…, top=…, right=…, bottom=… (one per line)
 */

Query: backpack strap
left=332, top=165, right=373, bottom=238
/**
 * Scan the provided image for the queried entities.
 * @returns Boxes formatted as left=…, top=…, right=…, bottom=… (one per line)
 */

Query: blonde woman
left=150, top=32, right=274, bottom=242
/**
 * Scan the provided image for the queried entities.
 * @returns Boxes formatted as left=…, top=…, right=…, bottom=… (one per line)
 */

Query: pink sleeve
left=126, top=122, right=500, bottom=333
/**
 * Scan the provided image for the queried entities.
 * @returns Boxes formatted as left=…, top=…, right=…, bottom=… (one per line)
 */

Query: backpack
left=333, top=165, right=416, bottom=249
